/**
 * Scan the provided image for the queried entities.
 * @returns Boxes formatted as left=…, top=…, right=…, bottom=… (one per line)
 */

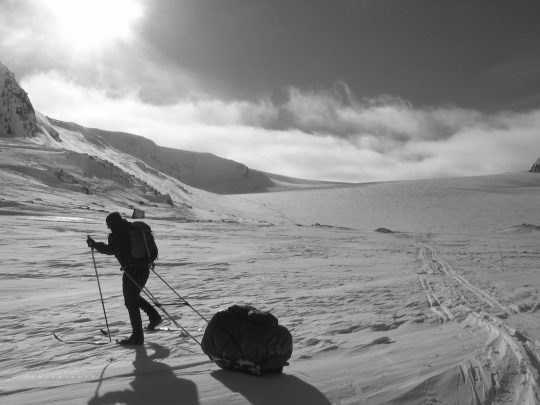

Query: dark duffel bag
left=201, top=304, right=293, bottom=375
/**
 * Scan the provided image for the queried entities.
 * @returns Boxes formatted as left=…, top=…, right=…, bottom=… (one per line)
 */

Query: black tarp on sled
left=201, top=305, right=293, bottom=375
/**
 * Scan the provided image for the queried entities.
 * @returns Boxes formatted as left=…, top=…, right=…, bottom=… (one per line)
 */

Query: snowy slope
left=0, top=131, right=286, bottom=225
left=45, top=118, right=349, bottom=195
left=46, top=117, right=277, bottom=195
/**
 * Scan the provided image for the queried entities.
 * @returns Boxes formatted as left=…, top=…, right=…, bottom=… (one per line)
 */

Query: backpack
left=128, top=221, right=158, bottom=263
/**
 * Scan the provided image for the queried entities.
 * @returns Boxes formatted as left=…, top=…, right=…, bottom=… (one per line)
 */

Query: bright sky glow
left=41, top=0, right=144, bottom=52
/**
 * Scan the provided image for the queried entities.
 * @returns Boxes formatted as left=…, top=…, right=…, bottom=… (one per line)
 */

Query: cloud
left=21, top=71, right=540, bottom=183
left=0, top=0, right=208, bottom=106
left=279, top=82, right=484, bottom=144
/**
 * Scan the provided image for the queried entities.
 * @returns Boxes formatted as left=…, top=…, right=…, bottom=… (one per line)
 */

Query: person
left=87, top=212, right=162, bottom=345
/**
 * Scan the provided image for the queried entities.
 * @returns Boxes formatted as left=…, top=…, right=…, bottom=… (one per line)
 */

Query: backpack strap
left=141, top=230, right=155, bottom=269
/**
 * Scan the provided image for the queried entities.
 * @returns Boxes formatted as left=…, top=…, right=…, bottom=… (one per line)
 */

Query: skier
left=87, top=212, right=162, bottom=345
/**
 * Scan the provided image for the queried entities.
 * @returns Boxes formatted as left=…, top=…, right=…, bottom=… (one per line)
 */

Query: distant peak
left=530, top=157, right=540, bottom=173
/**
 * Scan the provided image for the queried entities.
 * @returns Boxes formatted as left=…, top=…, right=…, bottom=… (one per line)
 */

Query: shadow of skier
left=88, top=343, right=199, bottom=405
left=211, top=369, right=331, bottom=405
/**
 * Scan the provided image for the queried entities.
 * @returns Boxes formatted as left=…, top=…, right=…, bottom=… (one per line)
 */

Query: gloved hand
left=87, top=235, right=96, bottom=248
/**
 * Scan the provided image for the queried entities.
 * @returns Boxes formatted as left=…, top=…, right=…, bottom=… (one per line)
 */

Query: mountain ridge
left=46, top=117, right=275, bottom=194
left=1, top=60, right=347, bottom=196
left=0, top=60, right=348, bottom=224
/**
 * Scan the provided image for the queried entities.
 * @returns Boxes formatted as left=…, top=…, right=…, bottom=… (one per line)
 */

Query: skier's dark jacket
left=93, top=218, right=145, bottom=268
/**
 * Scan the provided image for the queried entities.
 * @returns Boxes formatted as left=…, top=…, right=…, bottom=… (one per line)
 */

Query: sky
left=2, top=0, right=540, bottom=182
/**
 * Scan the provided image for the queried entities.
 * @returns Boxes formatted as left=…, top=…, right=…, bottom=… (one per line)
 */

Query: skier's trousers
left=123, top=264, right=160, bottom=341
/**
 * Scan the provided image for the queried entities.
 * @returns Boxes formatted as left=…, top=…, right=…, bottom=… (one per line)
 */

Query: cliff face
left=530, top=158, right=540, bottom=173
left=0, top=61, right=40, bottom=138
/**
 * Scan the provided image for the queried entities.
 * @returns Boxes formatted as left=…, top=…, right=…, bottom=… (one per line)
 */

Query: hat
left=106, top=212, right=123, bottom=227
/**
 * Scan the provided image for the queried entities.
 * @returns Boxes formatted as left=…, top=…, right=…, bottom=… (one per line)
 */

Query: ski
left=53, top=332, right=109, bottom=345
left=146, top=326, right=189, bottom=336
left=101, top=327, right=188, bottom=337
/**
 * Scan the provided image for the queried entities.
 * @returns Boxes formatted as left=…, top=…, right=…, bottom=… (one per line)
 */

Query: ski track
left=414, top=239, right=540, bottom=404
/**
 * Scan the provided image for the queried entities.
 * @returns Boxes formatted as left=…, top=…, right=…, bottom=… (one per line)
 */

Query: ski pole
left=91, top=247, right=112, bottom=342
left=123, top=270, right=201, bottom=346
left=150, top=267, right=209, bottom=323
left=141, top=232, right=209, bottom=324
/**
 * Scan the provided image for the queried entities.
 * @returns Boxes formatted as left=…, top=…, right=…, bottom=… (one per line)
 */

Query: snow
left=2, top=147, right=540, bottom=404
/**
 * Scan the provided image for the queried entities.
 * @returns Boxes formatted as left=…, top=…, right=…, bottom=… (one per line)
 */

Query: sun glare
left=42, top=0, right=144, bottom=51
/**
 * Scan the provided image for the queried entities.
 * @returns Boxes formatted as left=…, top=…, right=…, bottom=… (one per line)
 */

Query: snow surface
left=1, top=131, right=540, bottom=403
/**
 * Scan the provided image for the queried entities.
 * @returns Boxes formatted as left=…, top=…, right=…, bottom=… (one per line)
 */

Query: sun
left=41, top=0, right=144, bottom=52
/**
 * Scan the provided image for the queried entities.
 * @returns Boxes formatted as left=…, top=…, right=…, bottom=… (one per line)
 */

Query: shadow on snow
left=88, top=343, right=199, bottom=405
left=211, top=369, right=331, bottom=405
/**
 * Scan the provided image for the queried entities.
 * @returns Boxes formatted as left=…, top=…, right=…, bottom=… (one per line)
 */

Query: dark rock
left=530, top=158, right=540, bottom=172
left=0, top=61, right=40, bottom=138
left=375, top=227, right=394, bottom=233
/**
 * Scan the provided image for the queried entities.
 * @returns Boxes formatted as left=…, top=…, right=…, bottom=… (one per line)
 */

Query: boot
left=146, top=315, right=163, bottom=331
left=127, top=306, right=144, bottom=344
left=118, top=335, right=144, bottom=346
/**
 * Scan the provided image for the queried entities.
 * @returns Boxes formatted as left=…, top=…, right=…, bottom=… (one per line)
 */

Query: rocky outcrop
left=530, top=158, right=540, bottom=173
left=0, top=61, right=40, bottom=138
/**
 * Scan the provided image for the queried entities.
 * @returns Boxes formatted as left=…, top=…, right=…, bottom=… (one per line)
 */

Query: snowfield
left=2, top=150, right=540, bottom=403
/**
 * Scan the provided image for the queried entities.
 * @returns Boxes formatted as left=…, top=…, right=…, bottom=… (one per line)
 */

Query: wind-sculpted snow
left=0, top=218, right=433, bottom=404
left=2, top=211, right=540, bottom=402
left=416, top=241, right=539, bottom=403
left=2, top=171, right=540, bottom=403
